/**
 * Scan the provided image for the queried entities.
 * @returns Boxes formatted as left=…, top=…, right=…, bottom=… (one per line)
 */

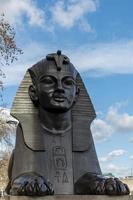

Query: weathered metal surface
left=1, top=196, right=133, bottom=200
left=12, top=125, right=73, bottom=194
left=7, top=51, right=129, bottom=196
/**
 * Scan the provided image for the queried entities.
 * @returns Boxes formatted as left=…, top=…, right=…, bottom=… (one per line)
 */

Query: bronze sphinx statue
left=6, top=51, right=129, bottom=196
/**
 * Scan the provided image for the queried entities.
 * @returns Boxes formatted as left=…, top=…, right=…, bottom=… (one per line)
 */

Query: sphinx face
left=30, top=62, right=77, bottom=113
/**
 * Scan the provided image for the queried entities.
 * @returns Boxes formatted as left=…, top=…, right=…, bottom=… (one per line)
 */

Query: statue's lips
left=53, top=94, right=67, bottom=102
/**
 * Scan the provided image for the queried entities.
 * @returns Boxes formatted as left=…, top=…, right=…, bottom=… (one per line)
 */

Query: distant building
left=120, top=177, right=133, bottom=194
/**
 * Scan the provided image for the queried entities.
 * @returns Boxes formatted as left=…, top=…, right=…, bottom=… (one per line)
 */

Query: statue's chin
left=43, top=107, right=71, bottom=114
left=41, top=101, right=73, bottom=113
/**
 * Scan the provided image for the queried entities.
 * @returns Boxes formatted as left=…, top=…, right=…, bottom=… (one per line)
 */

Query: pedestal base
left=0, top=195, right=132, bottom=200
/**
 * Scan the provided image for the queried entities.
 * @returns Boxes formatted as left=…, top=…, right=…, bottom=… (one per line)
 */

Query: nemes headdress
left=28, top=50, right=77, bottom=85
left=11, top=51, right=96, bottom=152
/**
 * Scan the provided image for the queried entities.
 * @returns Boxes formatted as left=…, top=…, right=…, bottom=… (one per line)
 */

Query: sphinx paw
left=105, top=178, right=130, bottom=195
left=10, top=172, right=54, bottom=196
left=74, top=173, right=106, bottom=194
left=74, top=173, right=130, bottom=195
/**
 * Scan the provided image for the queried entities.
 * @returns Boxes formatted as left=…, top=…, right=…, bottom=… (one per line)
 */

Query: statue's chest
left=43, top=130, right=73, bottom=194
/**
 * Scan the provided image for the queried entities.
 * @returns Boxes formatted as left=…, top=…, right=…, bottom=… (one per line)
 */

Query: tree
left=0, top=108, right=18, bottom=190
left=0, top=13, right=20, bottom=155
left=0, top=152, right=10, bottom=190
left=0, top=108, right=18, bottom=144
left=0, top=15, right=22, bottom=189
left=0, top=14, right=23, bottom=105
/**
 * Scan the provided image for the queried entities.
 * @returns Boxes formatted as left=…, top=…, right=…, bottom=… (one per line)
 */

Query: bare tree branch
left=0, top=14, right=23, bottom=105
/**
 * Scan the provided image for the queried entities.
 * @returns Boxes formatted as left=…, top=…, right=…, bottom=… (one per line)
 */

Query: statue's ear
left=28, top=85, right=39, bottom=107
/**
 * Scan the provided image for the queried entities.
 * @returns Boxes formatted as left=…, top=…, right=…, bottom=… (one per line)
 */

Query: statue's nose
left=56, top=80, right=65, bottom=93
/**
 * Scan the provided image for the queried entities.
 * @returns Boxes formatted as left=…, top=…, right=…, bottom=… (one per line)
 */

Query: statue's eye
left=63, top=78, right=75, bottom=86
left=40, top=76, right=55, bottom=85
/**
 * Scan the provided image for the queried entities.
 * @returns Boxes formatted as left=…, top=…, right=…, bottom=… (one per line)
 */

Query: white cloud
left=0, top=0, right=99, bottom=32
left=3, top=39, right=133, bottom=86
left=91, top=119, right=113, bottom=142
left=102, top=163, right=130, bottom=177
left=106, top=104, right=133, bottom=133
left=50, top=0, right=98, bottom=32
left=3, top=64, right=29, bottom=86
left=70, top=40, right=133, bottom=76
left=0, top=0, right=45, bottom=27
left=91, top=102, right=133, bottom=142
left=100, top=149, right=127, bottom=162
left=129, top=155, right=133, bottom=160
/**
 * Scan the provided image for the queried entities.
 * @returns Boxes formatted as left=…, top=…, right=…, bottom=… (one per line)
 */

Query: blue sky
left=1, top=0, right=133, bottom=177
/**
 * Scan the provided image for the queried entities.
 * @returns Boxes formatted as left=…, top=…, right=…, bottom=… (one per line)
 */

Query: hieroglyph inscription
left=53, top=146, right=69, bottom=183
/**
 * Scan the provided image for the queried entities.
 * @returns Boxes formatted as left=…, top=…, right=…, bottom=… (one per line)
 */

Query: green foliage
left=103, top=173, right=115, bottom=178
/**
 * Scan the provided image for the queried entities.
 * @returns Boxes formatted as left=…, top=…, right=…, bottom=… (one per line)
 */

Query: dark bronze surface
left=74, top=173, right=130, bottom=195
left=6, top=51, right=130, bottom=196
left=9, top=172, right=54, bottom=196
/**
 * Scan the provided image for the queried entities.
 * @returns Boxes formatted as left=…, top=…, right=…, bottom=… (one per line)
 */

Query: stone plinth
left=0, top=196, right=133, bottom=200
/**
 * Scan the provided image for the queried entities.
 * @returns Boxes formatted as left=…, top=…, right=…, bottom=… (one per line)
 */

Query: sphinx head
left=28, top=51, right=79, bottom=113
